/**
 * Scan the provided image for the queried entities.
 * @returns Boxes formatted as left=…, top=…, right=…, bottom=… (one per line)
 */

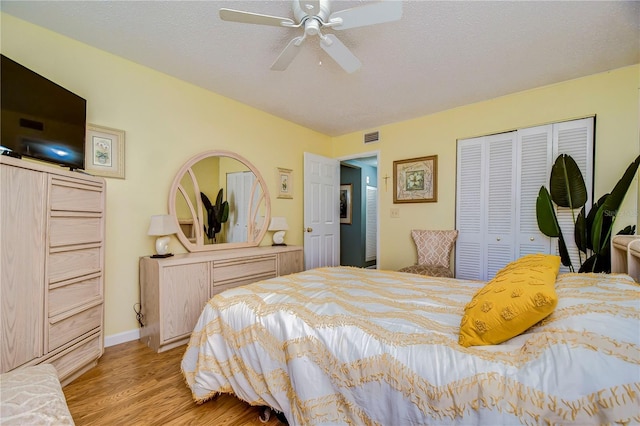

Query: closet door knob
left=496, top=237, right=501, bottom=241
left=530, top=237, right=535, bottom=241
left=305, top=227, right=313, bottom=233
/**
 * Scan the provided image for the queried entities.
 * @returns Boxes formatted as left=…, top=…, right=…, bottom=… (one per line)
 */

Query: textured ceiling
left=1, top=1, right=639, bottom=137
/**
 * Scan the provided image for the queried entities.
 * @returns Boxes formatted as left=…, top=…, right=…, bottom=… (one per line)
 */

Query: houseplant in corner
left=201, top=188, right=229, bottom=243
left=536, top=154, right=639, bottom=273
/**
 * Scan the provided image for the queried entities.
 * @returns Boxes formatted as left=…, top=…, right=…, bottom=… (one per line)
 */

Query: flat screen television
left=1, top=54, right=87, bottom=170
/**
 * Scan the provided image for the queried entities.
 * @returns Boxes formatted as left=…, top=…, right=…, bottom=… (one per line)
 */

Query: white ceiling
left=2, top=1, right=638, bottom=137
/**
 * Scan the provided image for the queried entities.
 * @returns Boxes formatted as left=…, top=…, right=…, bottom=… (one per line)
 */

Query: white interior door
left=226, top=171, right=254, bottom=243
left=304, top=152, right=340, bottom=269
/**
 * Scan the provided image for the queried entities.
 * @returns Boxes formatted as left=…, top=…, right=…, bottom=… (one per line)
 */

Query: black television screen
left=1, top=54, right=86, bottom=170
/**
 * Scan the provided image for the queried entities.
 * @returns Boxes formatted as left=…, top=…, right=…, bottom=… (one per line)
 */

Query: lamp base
left=272, top=230, right=286, bottom=245
left=151, top=253, right=174, bottom=258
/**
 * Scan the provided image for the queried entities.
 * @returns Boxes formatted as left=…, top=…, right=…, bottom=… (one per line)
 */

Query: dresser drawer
left=213, top=272, right=277, bottom=295
left=49, top=304, right=102, bottom=351
left=49, top=333, right=102, bottom=382
left=49, top=275, right=102, bottom=317
left=213, top=255, right=277, bottom=285
left=50, top=179, right=103, bottom=212
left=49, top=216, right=102, bottom=247
left=49, top=246, right=102, bottom=283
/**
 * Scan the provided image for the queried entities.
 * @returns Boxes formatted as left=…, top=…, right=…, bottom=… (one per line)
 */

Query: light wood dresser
left=1, top=155, right=106, bottom=385
left=139, top=245, right=304, bottom=352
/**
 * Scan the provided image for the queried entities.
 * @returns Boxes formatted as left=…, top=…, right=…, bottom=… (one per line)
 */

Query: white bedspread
left=182, top=267, right=640, bottom=425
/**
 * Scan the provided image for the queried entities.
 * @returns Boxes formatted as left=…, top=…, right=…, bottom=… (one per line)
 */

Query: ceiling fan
left=219, top=0, right=403, bottom=73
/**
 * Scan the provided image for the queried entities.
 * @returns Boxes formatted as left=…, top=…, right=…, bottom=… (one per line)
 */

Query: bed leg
left=259, top=406, right=271, bottom=423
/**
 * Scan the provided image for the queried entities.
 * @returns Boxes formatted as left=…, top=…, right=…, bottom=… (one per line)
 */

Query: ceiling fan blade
left=328, top=1, right=403, bottom=30
left=271, top=36, right=305, bottom=71
left=219, top=8, right=295, bottom=27
left=320, top=34, right=361, bottom=74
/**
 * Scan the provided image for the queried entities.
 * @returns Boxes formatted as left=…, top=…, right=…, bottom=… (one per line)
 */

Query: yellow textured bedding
left=182, top=267, right=640, bottom=425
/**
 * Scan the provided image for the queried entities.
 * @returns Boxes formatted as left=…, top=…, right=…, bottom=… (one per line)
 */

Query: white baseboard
left=104, top=328, right=140, bottom=348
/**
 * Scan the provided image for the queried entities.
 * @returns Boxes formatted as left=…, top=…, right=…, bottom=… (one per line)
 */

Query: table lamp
left=148, top=214, right=179, bottom=257
left=268, top=216, right=289, bottom=246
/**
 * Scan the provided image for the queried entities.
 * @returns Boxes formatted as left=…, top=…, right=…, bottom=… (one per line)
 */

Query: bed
left=181, top=255, right=640, bottom=425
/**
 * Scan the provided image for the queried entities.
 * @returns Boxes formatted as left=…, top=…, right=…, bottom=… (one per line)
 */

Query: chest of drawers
left=139, top=245, right=303, bottom=352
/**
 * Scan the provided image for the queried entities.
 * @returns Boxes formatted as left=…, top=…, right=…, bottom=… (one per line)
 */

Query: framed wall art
left=393, top=155, right=437, bottom=203
left=85, top=124, right=125, bottom=179
left=277, top=167, right=293, bottom=199
left=340, top=184, right=352, bottom=224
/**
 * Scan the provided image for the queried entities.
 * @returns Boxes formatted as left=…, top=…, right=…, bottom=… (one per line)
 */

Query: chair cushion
left=411, top=230, right=458, bottom=268
left=398, top=264, right=454, bottom=278
left=458, top=253, right=561, bottom=347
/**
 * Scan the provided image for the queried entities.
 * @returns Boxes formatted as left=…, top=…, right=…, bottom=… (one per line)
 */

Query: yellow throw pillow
left=458, top=254, right=561, bottom=347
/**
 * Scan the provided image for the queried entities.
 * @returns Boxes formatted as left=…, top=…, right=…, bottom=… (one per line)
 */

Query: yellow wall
left=332, top=65, right=640, bottom=271
left=1, top=14, right=332, bottom=338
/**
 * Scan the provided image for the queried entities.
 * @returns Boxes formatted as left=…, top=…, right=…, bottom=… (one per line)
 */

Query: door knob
left=530, top=237, right=535, bottom=241
left=305, top=227, right=313, bottom=233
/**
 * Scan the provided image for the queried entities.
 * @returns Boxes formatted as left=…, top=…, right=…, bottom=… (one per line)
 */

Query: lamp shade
left=268, top=216, right=289, bottom=231
left=147, top=214, right=179, bottom=236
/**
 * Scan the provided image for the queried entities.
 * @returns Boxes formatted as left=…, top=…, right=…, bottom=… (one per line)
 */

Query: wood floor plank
left=63, top=340, right=284, bottom=425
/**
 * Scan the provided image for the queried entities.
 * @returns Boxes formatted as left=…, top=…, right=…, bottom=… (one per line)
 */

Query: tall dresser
left=1, top=155, right=106, bottom=385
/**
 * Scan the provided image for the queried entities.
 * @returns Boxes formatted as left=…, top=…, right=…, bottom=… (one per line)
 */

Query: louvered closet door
left=456, top=132, right=517, bottom=280
left=456, top=118, right=593, bottom=280
left=515, top=125, right=553, bottom=257
left=553, top=117, right=594, bottom=272
left=456, top=139, right=484, bottom=280
left=485, top=132, right=518, bottom=279
left=365, top=186, right=377, bottom=262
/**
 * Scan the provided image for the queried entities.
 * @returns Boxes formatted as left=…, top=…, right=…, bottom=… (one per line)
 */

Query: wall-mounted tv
left=1, top=54, right=87, bottom=170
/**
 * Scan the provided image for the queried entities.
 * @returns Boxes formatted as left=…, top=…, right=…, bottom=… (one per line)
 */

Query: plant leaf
left=221, top=201, right=229, bottom=223
left=536, top=186, right=561, bottom=237
left=591, top=155, right=640, bottom=253
left=557, top=233, right=573, bottom=270
left=575, top=206, right=587, bottom=253
left=549, top=154, right=587, bottom=209
left=201, top=192, right=213, bottom=210
left=583, top=194, right=607, bottom=252
left=215, top=188, right=224, bottom=209
left=618, top=225, right=636, bottom=235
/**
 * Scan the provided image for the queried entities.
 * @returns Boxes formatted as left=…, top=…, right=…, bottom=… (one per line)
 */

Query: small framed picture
left=85, top=124, right=125, bottom=179
left=393, top=155, right=437, bottom=203
left=340, top=184, right=352, bottom=224
left=277, top=167, right=293, bottom=199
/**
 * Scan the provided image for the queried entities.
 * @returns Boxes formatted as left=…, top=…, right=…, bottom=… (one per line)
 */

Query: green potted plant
left=536, top=154, right=639, bottom=273
left=201, top=188, right=229, bottom=243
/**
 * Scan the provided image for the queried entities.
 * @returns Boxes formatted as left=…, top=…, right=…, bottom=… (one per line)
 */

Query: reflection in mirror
left=169, top=150, right=271, bottom=252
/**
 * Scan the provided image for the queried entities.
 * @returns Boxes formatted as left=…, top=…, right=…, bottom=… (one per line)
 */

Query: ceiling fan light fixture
left=305, top=18, right=321, bottom=36
left=219, top=0, right=402, bottom=72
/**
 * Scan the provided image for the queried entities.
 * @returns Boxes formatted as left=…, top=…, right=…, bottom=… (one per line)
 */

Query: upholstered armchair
left=398, top=230, right=458, bottom=278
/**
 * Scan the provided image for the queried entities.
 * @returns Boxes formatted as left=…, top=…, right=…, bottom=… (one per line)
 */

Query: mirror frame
left=168, top=150, right=271, bottom=252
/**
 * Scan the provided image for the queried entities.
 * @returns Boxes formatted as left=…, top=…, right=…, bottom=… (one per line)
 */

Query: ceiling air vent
left=363, top=131, right=380, bottom=144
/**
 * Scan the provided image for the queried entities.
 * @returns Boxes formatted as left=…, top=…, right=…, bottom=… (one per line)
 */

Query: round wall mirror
left=168, top=150, right=271, bottom=252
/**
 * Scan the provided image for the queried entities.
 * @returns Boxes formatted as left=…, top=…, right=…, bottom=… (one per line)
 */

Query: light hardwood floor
left=63, top=340, right=285, bottom=425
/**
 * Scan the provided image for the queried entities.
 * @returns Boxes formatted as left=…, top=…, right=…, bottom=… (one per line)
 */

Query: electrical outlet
left=390, top=208, right=400, bottom=218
